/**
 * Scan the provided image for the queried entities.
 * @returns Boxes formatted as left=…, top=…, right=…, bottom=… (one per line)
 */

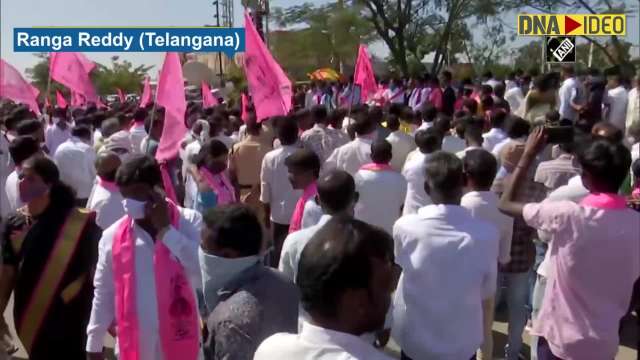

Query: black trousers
left=269, top=222, right=289, bottom=267
left=401, top=351, right=476, bottom=360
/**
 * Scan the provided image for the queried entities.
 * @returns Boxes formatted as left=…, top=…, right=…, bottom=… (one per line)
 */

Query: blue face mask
left=121, top=198, right=146, bottom=219
left=198, top=247, right=261, bottom=311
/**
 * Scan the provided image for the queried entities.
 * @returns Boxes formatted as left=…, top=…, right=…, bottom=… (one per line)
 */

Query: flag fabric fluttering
left=0, top=59, right=41, bottom=115
left=56, top=90, right=68, bottom=109
left=353, top=44, right=377, bottom=102
left=49, top=52, right=97, bottom=102
left=139, top=76, right=152, bottom=108
left=241, top=93, right=249, bottom=123
left=243, top=11, right=292, bottom=122
left=201, top=81, right=218, bottom=108
left=71, top=91, right=85, bottom=108
left=117, top=88, right=126, bottom=103
left=155, top=52, right=187, bottom=203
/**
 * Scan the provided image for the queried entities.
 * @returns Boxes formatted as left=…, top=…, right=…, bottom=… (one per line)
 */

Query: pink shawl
left=289, top=182, right=317, bottom=233
left=112, top=201, right=199, bottom=360
left=97, top=177, right=119, bottom=192
left=360, top=163, right=394, bottom=172
left=580, top=193, right=627, bottom=209
left=199, top=168, right=236, bottom=205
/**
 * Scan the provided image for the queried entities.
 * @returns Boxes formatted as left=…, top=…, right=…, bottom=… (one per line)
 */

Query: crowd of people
left=0, top=64, right=639, bottom=360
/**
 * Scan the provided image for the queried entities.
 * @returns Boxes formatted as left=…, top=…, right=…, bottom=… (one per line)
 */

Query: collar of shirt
left=299, top=321, right=379, bottom=355
left=354, top=135, right=374, bottom=144
left=313, top=123, right=327, bottom=130
left=417, top=203, right=470, bottom=220
left=217, top=262, right=263, bottom=300
left=462, top=191, right=498, bottom=206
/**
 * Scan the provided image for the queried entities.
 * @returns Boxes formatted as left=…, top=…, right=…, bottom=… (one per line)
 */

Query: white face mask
left=122, top=198, right=146, bottom=219
left=198, top=247, right=260, bottom=311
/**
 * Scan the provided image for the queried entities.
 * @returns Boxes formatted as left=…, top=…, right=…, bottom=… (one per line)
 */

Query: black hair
left=462, top=98, right=478, bottom=114
left=388, top=103, right=404, bottom=117
left=632, top=158, right=640, bottom=179
left=285, top=149, right=321, bottom=178
left=490, top=110, right=507, bottom=129
left=578, top=140, right=631, bottom=193
left=483, top=70, right=493, bottom=79
left=115, top=154, right=162, bottom=188
left=133, top=108, right=148, bottom=122
left=370, top=140, right=392, bottom=164
left=23, top=156, right=75, bottom=211
left=368, top=107, right=384, bottom=125
left=415, top=128, right=442, bottom=154
left=277, top=116, right=298, bottom=145
left=202, top=205, right=262, bottom=256
left=9, top=136, right=40, bottom=165
left=494, top=83, right=506, bottom=98
left=297, top=216, right=393, bottom=318
left=311, top=105, right=328, bottom=125
left=463, top=149, right=497, bottom=189
left=506, top=116, right=530, bottom=139
left=421, top=104, right=437, bottom=123
left=592, top=121, right=623, bottom=143
left=386, top=114, right=400, bottom=131
left=464, top=123, right=483, bottom=146
left=433, top=116, right=452, bottom=138
left=195, top=139, right=229, bottom=168
left=71, top=125, right=92, bottom=140
left=424, top=151, right=464, bottom=199
left=441, top=70, right=452, bottom=81
left=317, top=170, right=356, bottom=214
left=352, top=113, right=374, bottom=136
left=561, top=64, right=575, bottom=76
left=16, top=119, right=43, bottom=136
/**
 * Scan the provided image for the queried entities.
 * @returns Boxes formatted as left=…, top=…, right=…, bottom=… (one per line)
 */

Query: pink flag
left=56, top=90, right=68, bottom=108
left=241, top=93, right=249, bottom=123
left=49, top=52, right=97, bottom=102
left=76, top=53, right=96, bottom=73
left=243, top=11, right=292, bottom=122
left=354, top=45, right=377, bottom=102
left=201, top=81, right=218, bottom=108
left=139, top=76, right=152, bottom=108
left=0, top=59, right=41, bottom=115
left=71, top=91, right=85, bottom=108
left=44, top=96, right=50, bottom=108
left=117, top=88, right=126, bottom=103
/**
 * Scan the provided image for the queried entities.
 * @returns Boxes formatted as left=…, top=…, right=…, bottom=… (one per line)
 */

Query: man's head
left=424, top=151, right=465, bottom=204
left=115, top=155, right=163, bottom=218
left=297, top=216, right=395, bottom=335
left=317, top=170, right=358, bottom=216
left=506, top=116, right=530, bottom=139
left=490, top=109, right=507, bottom=130
left=370, top=140, right=392, bottom=165
left=352, top=113, right=375, bottom=136
left=201, top=205, right=263, bottom=258
left=482, top=70, right=493, bottom=82
left=440, top=70, right=453, bottom=85
left=311, top=105, right=328, bottom=126
left=9, top=136, right=42, bottom=167
left=276, top=115, right=298, bottom=146
left=101, top=117, right=122, bottom=139
left=386, top=114, right=400, bottom=132
left=561, top=64, right=575, bottom=80
left=71, top=125, right=92, bottom=144
left=196, top=139, right=229, bottom=174
left=463, top=149, right=497, bottom=191
left=421, top=104, right=437, bottom=123
left=462, top=98, right=478, bottom=115
left=285, top=149, right=321, bottom=190
left=607, top=74, right=621, bottom=89
left=95, top=150, right=122, bottom=182
left=592, top=121, right=623, bottom=143
left=578, top=140, right=631, bottom=194
left=464, top=123, right=483, bottom=148
left=493, top=83, right=506, bottom=98
left=415, top=128, right=442, bottom=154
left=16, top=119, right=45, bottom=143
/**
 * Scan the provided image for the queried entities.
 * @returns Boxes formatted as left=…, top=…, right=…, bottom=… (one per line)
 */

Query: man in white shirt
left=436, top=117, right=466, bottom=154
left=279, top=170, right=358, bottom=282
left=87, top=151, right=124, bottom=230
left=483, top=110, right=509, bottom=153
left=456, top=123, right=484, bottom=159
left=256, top=217, right=395, bottom=360
left=385, top=115, right=416, bottom=171
left=86, top=155, right=202, bottom=360
left=0, top=132, right=13, bottom=217
left=45, top=107, right=72, bottom=155
left=558, top=65, right=583, bottom=123
left=483, top=70, right=501, bottom=90
left=354, top=140, right=407, bottom=234
left=16, top=119, right=45, bottom=153
left=5, top=136, right=44, bottom=212
left=504, top=75, right=531, bottom=116
left=129, top=108, right=148, bottom=155
left=260, top=116, right=302, bottom=265
left=604, top=74, right=629, bottom=131
left=325, top=114, right=376, bottom=176
left=407, top=78, right=425, bottom=111
left=393, top=152, right=499, bottom=360
left=53, top=125, right=97, bottom=206
left=300, top=106, right=341, bottom=163
left=402, top=128, right=441, bottom=215
left=626, top=74, right=639, bottom=131
left=460, top=149, right=513, bottom=360
left=416, top=104, right=437, bottom=132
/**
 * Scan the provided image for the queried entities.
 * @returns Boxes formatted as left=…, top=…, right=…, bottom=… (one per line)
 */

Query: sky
left=1, top=0, right=638, bottom=78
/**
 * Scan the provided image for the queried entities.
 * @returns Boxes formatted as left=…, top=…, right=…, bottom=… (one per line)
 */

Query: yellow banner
left=517, top=14, right=626, bottom=36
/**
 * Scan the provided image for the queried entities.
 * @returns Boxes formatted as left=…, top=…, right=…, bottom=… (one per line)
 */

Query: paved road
left=5, top=296, right=638, bottom=359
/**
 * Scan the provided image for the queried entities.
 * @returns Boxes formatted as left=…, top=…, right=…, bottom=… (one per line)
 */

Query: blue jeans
left=496, top=271, right=530, bottom=360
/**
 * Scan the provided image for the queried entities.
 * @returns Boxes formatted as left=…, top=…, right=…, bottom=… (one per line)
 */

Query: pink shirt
left=523, top=198, right=640, bottom=360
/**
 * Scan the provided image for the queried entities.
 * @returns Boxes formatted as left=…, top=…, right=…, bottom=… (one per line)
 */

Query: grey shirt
left=204, top=264, right=299, bottom=360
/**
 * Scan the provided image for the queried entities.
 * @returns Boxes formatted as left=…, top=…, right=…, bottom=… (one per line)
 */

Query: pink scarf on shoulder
left=199, top=168, right=236, bottom=205
left=97, top=176, right=119, bottom=192
left=289, top=182, right=317, bottom=233
left=112, top=200, right=199, bottom=360
left=360, top=163, right=394, bottom=172
left=580, top=193, right=627, bottom=209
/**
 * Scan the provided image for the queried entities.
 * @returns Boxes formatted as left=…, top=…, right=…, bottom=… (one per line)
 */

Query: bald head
left=95, top=150, right=122, bottom=182
left=317, top=170, right=357, bottom=215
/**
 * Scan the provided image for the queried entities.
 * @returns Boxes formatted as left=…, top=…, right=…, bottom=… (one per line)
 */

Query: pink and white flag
left=139, top=76, right=152, bottom=107
left=201, top=81, right=218, bottom=108
left=243, top=11, right=292, bottom=122
left=56, top=90, right=68, bottom=108
left=49, top=52, right=97, bottom=102
left=354, top=45, right=377, bottom=102
left=0, top=58, right=41, bottom=115
left=71, top=91, right=85, bottom=108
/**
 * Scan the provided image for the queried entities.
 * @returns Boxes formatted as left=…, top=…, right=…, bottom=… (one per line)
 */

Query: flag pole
left=145, top=74, right=158, bottom=155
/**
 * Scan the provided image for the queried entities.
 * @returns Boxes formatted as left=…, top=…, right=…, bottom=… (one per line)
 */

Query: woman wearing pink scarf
left=192, top=139, right=237, bottom=214
left=285, top=149, right=321, bottom=233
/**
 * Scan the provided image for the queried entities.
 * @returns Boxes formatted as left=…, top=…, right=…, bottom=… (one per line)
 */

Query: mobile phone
left=545, top=126, right=574, bottom=144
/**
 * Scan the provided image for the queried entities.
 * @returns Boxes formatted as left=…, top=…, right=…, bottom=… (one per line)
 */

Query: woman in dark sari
left=0, top=156, right=101, bottom=359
